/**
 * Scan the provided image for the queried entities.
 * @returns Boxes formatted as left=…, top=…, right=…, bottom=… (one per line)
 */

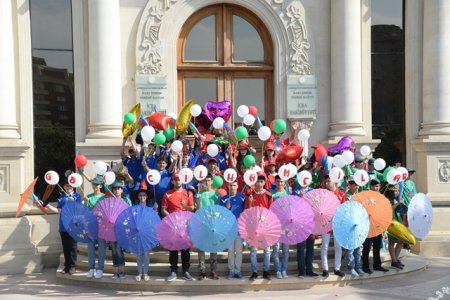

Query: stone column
left=420, top=0, right=450, bottom=135
left=87, top=0, right=123, bottom=139
left=0, top=0, right=20, bottom=139
left=329, top=0, right=366, bottom=138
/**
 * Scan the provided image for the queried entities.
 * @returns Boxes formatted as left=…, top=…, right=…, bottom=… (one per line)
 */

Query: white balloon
left=212, top=117, right=224, bottom=129
left=288, top=163, right=298, bottom=178
left=94, top=161, right=108, bottom=175
left=44, top=170, right=59, bottom=185
left=178, top=168, right=194, bottom=184
left=333, top=155, right=345, bottom=168
left=257, top=126, right=271, bottom=141
left=223, top=168, right=238, bottom=183
left=341, top=150, right=355, bottom=165
left=397, top=167, right=409, bottom=182
left=140, top=125, right=155, bottom=143
left=243, top=170, right=257, bottom=186
left=190, top=104, right=202, bottom=117
left=207, top=144, right=219, bottom=157
left=146, top=169, right=161, bottom=185
left=326, top=156, right=334, bottom=171
left=252, top=165, right=262, bottom=173
left=243, top=114, right=256, bottom=126
left=360, top=145, right=371, bottom=157
left=278, top=165, right=292, bottom=181
left=168, top=112, right=177, bottom=120
left=298, top=129, right=310, bottom=141
left=386, top=169, right=402, bottom=185
left=194, top=165, right=208, bottom=181
left=374, top=158, right=386, bottom=171
left=329, top=167, right=344, bottom=183
left=353, top=169, right=369, bottom=187
left=297, top=170, right=312, bottom=187
left=171, top=140, right=183, bottom=152
left=68, top=173, right=83, bottom=188
left=102, top=171, right=116, bottom=185
left=237, top=105, right=249, bottom=118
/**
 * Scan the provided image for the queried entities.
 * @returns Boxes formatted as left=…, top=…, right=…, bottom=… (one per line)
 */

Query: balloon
left=122, top=103, right=141, bottom=137
left=314, top=144, right=328, bottom=165
left=397, top=167, right=409, bottom=182
left=353, top=169, right=369, bottom=187
left=273, top=119, right=287, bottom=134
left=386, top=169, right=402, bottom=185
left=74, top=154, right=88, bottom=168
left=374, top=158, right=386, bottom=171
left=190, top=104, right=202, bottom=117
left=237, top=105, right=249, bottom=118
left=329, top=167, right=344, bottom=183
left=252, top=165, right=262, bottom=173
left=298, top=129, right=310, bottom=141
left=179, top=168, right=194, bottom=184
left=154, top=132, right=166, bottom=145
left=332, top=155, right=345, bottom=168
left=212, top=176, right=223, bottom=189
left=194, top=165, right=208, bottom=181
left=146, top=169, right=161, bottom=185
left=235, top=126, right=248, bottom=141
left=163, top=126, right=175, bottom=141
left=288, top=163, right=298, bottom=177
left=257, top=126, right=271, bottom=141
left=175, top=99, right=195, bottom=135
left=243, top=155, right=256, bottom=168
left=145, top=112, right=175, bottom=131
left=207, top=144, right=219, bottom=157
left=341, top=150, right=355, bottom=165
left=141, top=126, right=156, bottom=142
left=124, top=113, right=136, bottom=125
left=216, top=188, right=227, bottom=198
left=278, top=164, right=293, bottom=181
left=326, top=156, right=334, bottom=171
left=168, top=112, right=177, bottom=119
left=68, top=173, right=83, bottom=188
left=327, top=136, right=356, bottom=156
left=360, top=145, right=371, bottom=157
left=223, top=168, right=238, bottom=183
left=248, top=105, right=258, bottom=117
left=171, top=140, right=183, bottom=152
left=383, top=166, right=395, bottom=182
left=212, top=117, right=225, bottom=129
left=276, top=142, right=303, bottom=164
left=297, top=170, right=312, bottom=187
left=205, top=101, right=232, bottom=122
left=44, top=170, right=59, bottom=185
left=94, top=161, right=108, bottom=175
left=243, top=170, right=257, bottom=186
left=103, top=171, right=116, bottom=185
left=243, top=114, right=256, bottom=126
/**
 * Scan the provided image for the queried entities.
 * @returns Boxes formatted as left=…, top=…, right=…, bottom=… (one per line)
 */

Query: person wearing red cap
left=265, top=159, right=278, bottom=189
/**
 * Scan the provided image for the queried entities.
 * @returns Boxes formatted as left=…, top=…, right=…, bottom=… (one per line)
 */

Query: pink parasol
left=302, top=188, right=340, bottom=235
left=270, top=195, right=314, bottom=245
left=92, top=197, right=129, bottom=242
left=157, top=211, right=194, bottom=251
left=238, top=207, right=281, bottom=248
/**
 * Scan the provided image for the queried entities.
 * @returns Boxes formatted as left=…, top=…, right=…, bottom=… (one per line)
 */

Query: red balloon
left=216, top=188, right=227, bottom=198
left=74, top=154, right=88, bottom=168
left=145, top=113, right=175, bottom=131
left=248, top=105, right=258, bottom=117
left=276, top=142, right=303, bottom=164
left=313, top=144, right=328, bottom=165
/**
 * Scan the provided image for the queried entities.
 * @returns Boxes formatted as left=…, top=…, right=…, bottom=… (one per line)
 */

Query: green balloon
left=163, top=126, right=175, bottom=141
left=383, top=166, right=395, bottom=182
left=235, top=126, right=248, bottom=141
left=273, top=119, right=287, bottom=134
left=154, top=132, right=166, bottom=145
left=243, top=155, right=256, bottom=168
left=212, top=176, right=223, bottom=189
left=124, top=113, right=135, bottom=125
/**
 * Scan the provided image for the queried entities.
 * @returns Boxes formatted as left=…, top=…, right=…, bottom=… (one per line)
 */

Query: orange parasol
left=16, top=177, right=38, bottom=218
left=352, top=190, right=393, bottom=238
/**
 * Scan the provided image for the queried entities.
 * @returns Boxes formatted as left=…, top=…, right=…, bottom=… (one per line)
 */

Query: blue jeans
left=272, top=242, right=289, bottom=273
left=250, top=246, right=270, bottom=272
left=87, top=238, right=106, bottom=271
left=297, top=236, right=314, bottom=276
left=346, top=247, right=361, bottom=271
left=137, top=252, right=149, bottom=274
left=111, top=242, right=125, bottom=267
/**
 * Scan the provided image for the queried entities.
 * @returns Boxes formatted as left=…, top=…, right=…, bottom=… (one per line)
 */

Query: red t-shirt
left=161, top=188, right=194, bottom=214
left=334, top=188, right=348, bottom=204
left=244, top=190, right=273, bottom=209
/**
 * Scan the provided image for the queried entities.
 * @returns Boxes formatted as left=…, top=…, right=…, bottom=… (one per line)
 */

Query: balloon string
left=56, top=184, right=68, bottom=196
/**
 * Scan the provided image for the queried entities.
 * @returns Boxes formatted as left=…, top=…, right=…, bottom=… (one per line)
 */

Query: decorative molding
left=0, top=165, right=9, bottom=193
left=438, top=160, right=450, bottom=183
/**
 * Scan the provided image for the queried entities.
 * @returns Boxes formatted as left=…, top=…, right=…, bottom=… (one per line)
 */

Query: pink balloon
left=204, top=101, right=232, bottom=122
left=327, top=136, right=356, bottom=155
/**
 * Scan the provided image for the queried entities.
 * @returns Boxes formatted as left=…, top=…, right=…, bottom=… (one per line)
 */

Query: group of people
left=47, top=120, right=417, bottom=282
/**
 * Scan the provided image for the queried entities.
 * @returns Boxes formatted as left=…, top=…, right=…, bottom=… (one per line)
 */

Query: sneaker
left=350, top=269, right=359, bottom=276
left=276, top=271, right=282, bottom=279
left=249, top=272, right=258, bottom=281
left=356, top=269, right=366, bottom=276
left=363, top=268, right=373, bottom=274
left=210, top=272, right=219, bottom=280
left=297, top=274, right=305, bottom=279
left=143, top=274, right=150, bottom=281
left=183, top=272, right=193, bottom=281
left=68, top=267, right=76, bottom=275
left=95, top=270, right=103, bottom=279
left=306, top=271, right=319, bottom=277
left=234, top=272, right=243, bottom=279
left=374, top=266, right=389, bottom=273
left=334, top=269, right=345, bottom=277
left=196, top=272, right=206, bottom=280
left=119, top=272, right=126, bottom=279
left=166, top=272, right=177, bottom=282
left=322, top=270, right=329, bottom=277
left=282, top=271, right=288, bottom=279
left=262, top=271, right=271, bottom=280
left=86, top=269, right=95, bottom=278
left=135, top=275, right=141, bottom=282
left=227, top=272, right=235, bottom=280
left=112, top=273, right=119, bottom=280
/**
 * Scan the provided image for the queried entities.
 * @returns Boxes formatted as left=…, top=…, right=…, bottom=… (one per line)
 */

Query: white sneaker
left=166, top=272, right=177, bottom=282
left=95, top=270, right=103, bottom=279
left=276, top=271, right=282, bottom=279
left=282, top=271, right=288, bottom=279
left=86, top=269, right=95, bottom=278
left=350, top=269, right=359, bottom=277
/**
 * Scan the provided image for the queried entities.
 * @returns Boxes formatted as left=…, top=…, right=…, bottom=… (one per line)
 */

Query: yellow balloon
left=387, top=220, right=416, bottom=245
left=175, top=99, right=195, bottom=135
left=122, top=103, right=141, bottom=137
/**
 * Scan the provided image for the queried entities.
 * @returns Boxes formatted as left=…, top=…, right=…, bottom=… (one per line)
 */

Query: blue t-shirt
left=153, top=169, right=172, bottom=205
left=57, top=192, right=82, bottom=232
left=220, top=193, right=245, bottom=219
left=122, top=156, right=143, bottom=183
left=292, top=186, right=313, bottom=197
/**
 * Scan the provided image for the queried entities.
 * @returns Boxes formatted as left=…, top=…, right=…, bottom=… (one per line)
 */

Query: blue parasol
left=61, top=201, right=98, bottom=243
left=332, top=200, right=369, bottom=250
left=114, top=205, right=161, bottom=254
left=188, top=205, right=238, bottom=253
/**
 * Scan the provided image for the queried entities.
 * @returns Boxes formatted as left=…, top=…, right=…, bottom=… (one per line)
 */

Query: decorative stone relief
left=0, top=166, right=8, bottom=192
left=438, top=160, right=450, bottom=183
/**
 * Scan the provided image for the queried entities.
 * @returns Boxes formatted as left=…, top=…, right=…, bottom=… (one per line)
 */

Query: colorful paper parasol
left=238, top=206, right=282, bottom=248
left=352, top=190, right=393, bottom=238
left=157, top=211, right=194, bottom=250
left=188, top=205, right=238, bottom=253
left=407, top=193, right=433, bottom=239
left=387, top=220, right=416, bottom=245
left=114, top=205, right=161, bottom=254
left=16, top=177, right=38, bottom=218
left=302, top=188, right=340, bottom=235
left=92, top=197, right=130, bottom=242
left=269, top=195, right=314, bottom=245
left=332, top=200, right=370, bottom=250
left=61, top=201, right=98, bottom=243
left=31, top=193, right=48, bottom=214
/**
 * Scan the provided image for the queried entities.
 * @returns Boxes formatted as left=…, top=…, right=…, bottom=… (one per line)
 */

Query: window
left=178, top=4, right=274, bottom=128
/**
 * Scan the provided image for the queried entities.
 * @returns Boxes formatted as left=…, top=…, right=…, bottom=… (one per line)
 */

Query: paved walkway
left=0, top=257, right=449, bottom=299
